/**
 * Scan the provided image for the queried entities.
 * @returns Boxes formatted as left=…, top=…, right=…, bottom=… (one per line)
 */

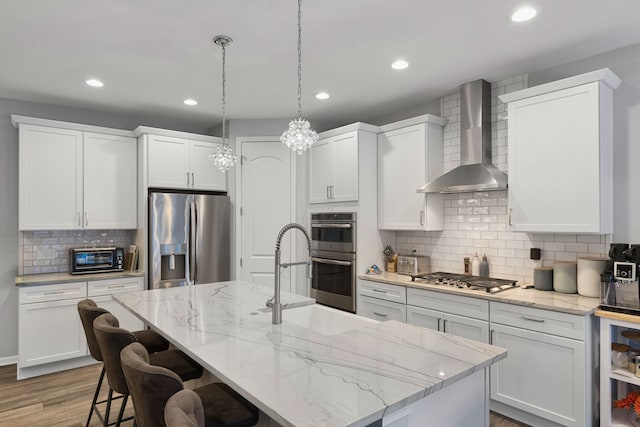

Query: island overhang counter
left=114, top=280, right=507, bottom=427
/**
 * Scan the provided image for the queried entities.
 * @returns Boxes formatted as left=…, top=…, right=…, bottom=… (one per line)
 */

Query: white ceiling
left=1, top=0, right=639, bottom=130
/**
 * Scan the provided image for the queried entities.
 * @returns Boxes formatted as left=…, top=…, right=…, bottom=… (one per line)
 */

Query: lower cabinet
left=359, top=295, right=407, bottom=322
left=88, top=277, right=144, bottom=331
left=489, top=302, right=592, bottom=427
left=18, top=282, right=88, bottom=368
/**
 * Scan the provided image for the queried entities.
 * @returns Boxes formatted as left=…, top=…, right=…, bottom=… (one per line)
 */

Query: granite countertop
left=359, top=272, right=601, bottom=316
left=15, top=270, right=145, bottom=286
left=114, top=280, right=506, bottom=427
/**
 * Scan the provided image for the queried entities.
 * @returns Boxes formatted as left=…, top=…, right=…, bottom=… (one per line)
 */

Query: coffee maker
left=601, top=243, right=640, bottom=313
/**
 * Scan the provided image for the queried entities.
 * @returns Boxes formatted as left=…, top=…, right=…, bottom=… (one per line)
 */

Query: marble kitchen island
left=114, top=280, right=507, bottom=427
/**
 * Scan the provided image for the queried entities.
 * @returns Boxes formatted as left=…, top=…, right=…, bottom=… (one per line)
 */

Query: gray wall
left=0, top=98, right=208, bottom=360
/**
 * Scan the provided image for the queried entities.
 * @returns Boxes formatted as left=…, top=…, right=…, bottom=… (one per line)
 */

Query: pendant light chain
left=296, top=0, right=303, bottom=119
left=221, top=39, right=227, bottom=141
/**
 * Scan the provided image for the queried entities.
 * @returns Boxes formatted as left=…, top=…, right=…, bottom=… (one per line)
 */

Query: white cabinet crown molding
left=379, top=114, right=448, bottom=133
left=133, top=125, right=223, bottom=143
left=316, top=122, right=380, bottom=139
left=11, top=115, right=134, bottom=137
left=498, top=68, right=621, bottom=103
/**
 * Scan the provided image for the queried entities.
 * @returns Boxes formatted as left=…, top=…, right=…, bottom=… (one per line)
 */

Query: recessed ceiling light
left=315, top=92, right=330, bottom=100
left=391, top=59, right=409, bottom=70
left=85, top=79, right=104, bottom=88
left=183, top=99, right=198, bottom=106
left=511, top=6, right=537, bottom=22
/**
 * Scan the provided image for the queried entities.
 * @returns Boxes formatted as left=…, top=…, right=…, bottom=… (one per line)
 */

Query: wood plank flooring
left=0, top=363, right=529, bottom=426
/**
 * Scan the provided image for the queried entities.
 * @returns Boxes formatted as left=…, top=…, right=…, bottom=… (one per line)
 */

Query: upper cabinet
left=308, top=130, right=360, bottom=203
left=145, top=133, right=226, bottom=191
left=377, top=115, right=448, bottom=231
left=15, top=117, right=137, bottom=230
left=500, top=69, right=621, bottom=234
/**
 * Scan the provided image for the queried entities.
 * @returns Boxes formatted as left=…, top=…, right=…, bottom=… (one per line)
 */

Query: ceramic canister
left=577, top=257, right=608, bottom=298
left=533, top=267, right=554, bottom=291
left=553, top=262, right=578, bottom=294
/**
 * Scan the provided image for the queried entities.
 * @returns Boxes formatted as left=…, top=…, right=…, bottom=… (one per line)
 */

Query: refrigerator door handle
left=190, top=201, right=197, bottom=284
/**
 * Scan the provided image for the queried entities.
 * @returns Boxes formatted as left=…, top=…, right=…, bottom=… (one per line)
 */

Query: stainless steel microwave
left=70, top=247, right=125, bottom=274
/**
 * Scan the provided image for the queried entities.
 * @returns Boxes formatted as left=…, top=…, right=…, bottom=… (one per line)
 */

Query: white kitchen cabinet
left=309, top=130, right=359, bottom=203
left=147, top=134, right=226, bottom=191
left=359, top=295, right=407, bottom=322
left=499, top=69, right=621, bottom=233
left=377, top=115, right=447, bottom=231
left=406, top=287, right=490, bottom=343
left=87, top=277, right=144, bottom=332
left=18, top=282, right=88, bottom=368
left=15, top=118, right=137, bottom=230
left=490, top=302, right=593, bottom=427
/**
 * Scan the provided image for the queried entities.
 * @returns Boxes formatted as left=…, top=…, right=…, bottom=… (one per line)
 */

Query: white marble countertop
left=15, top=270, right=145, bottom=286
left=115, top=280, right=506, bottom=427
left=359, top=272, right=601, bottom=315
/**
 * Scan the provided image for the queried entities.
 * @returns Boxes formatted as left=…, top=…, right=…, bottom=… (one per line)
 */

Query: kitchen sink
left=283, top=303, right=378, bottom=336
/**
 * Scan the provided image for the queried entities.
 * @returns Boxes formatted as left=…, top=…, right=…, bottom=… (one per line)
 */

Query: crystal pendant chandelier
left=280, top=0, right=318, bottom=155
left=209, top=35, right=237, bottom=172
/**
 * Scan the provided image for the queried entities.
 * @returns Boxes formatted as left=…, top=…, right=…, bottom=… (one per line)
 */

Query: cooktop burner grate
left=412, top=272, right=518, bottom=293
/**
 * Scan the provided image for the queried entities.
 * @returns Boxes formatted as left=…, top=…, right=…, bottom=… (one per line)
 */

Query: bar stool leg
left=103, top=388, right=114, bottom=427
left=86, top=366, right=106, bottom=427
left=114, top=394, right=129, bottom=427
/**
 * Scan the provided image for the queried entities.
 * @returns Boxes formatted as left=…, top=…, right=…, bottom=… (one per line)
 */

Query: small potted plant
left=614, top=390, right=640, bottom=426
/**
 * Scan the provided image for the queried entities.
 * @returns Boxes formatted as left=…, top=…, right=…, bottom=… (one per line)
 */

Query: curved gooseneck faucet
left=267, top=223, right=313, bottom=324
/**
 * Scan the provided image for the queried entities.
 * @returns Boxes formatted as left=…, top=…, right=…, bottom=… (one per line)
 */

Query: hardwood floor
left=0, top=363, right=529, bottom=426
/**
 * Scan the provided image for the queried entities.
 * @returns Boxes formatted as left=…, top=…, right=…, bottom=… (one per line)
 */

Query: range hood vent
left=418, top=79, right=507, bottom=193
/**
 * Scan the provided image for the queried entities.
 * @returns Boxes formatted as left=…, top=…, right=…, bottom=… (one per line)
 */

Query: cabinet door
left=491, top=323, right=585, bottom=426
left=358, top=295, right=406, bottom=322
left=443, top=313, right=489, bottom=343
left=88, top=277, right=145, bottom=331
left=507, top=82, right=607, bottom=233
left=18, top=298, right=88, bottom=367
left=148, top=135, right=190, bottom=189
left=330, top=132, right=359, bottom=202
left=84, top=133, right=137, bottom=229
left=19, top=125, right=83, bottom=230
left=378, top=124, right=443, bottom=230
left=189, top=140, right=227, bottom=191
left=309, top=138, right=332, bottom=203
left=406, top=305, right=441, bottom=331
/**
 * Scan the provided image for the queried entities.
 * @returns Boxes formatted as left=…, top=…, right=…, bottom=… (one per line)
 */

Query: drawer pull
left=371, top=289, right=387, bottom=293
left=44, top=291, right=65, bottom=296
left=521, top=316, right=545, bottom=323
left=109, top=285, right=126, bottom=289
left=490, top=329, right=495, bottom=344
left=373, top=312, right=388, bottom=318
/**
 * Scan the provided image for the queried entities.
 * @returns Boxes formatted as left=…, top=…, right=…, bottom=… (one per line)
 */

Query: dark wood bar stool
left=77, top=299, right=170, bottom=427
left=93, top=313, right=204, bottom=427
left=122, top=342, right=258, bottom=427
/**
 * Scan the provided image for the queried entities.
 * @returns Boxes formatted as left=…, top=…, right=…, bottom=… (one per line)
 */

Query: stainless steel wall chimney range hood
left=417, top=79, right=507, bottom=193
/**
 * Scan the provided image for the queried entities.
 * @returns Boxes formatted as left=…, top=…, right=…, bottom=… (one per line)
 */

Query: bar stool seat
left=122, top=342, right=258, bottom=427
left=77, top=298, right=170, bottom=427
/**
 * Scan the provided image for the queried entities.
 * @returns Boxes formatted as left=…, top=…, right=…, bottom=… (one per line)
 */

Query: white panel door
left=491, top=323, right=585, bottom=426
left=443, top=313, right=489, bottom=343
left=148, top=135, right=190, bottom=189
left=84, top=132, right=137, bottom=229
left=19, top=124, right=83, bottom=230
left=189, top=140, right=226, bottom=191
left=406, top=305, right=441, bottom=331
left=330, top=131, right=359, bottom=202
left=240, top=138, right=294, bottom=291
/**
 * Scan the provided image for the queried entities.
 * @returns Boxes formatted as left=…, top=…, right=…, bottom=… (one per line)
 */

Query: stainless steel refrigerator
left=148, top=191, right=230, bottom=289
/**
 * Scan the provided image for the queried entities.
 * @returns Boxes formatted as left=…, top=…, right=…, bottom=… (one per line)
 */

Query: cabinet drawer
left=358, top=295, right=407, bottom=322
left=490, top=302, right=585, bottom=340
left=88, top=277, right=144, bottom=297
left=19, top=282, right=87, bottom=304
left=407, top=287, right=489, bottom=321
left=358, top=279, right=406, bottom=304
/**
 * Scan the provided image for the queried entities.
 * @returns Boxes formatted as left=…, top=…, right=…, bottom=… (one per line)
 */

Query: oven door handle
left=311, top=223, right=352, bottom=229
left=311, top=257, right=353, bottom=266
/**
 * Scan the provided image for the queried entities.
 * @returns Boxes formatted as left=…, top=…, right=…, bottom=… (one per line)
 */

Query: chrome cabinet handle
left=330, top=185, right=334, bottom=198
left=521, top=316, right=545, bottom=323
left=44, top=291, right=64, bottom=296
left=371, top=289, right=387, bottom=293
left=191, top=172, right=195, bottom=186
left=326, top=186, right=330, bottom=199
left=108, top=284, right=126, bottom=289
left=443, top=319, right=448, bottom=332
left=490, top=329, right=495, bottom=344
left=373, top=312, right=388, bottom=318
left=420, top=210, right=425, bottom=226
left=437, top=318, right=441, bottom=332
left=84, top=212, right=89, bottom=227
left=186, top=172, right=190, bottom=186
left=508, top=208, right=512, bottom=226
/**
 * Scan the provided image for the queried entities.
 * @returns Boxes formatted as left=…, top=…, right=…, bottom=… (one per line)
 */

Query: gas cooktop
left=412, top=272, right=518, bottom=294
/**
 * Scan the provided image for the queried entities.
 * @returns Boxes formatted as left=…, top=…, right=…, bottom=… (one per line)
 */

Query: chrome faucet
left=267, top=223, right=313, bottom=324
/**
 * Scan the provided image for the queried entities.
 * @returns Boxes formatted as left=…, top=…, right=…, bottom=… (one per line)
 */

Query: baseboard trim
left=0, top=355, right=18, bottom=366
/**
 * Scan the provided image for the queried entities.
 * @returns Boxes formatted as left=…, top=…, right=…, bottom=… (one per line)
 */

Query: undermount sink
left=283, top=304, right=378, bottom=336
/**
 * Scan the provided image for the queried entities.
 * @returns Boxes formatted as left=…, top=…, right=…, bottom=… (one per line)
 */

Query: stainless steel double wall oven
left=310, top=212, right=356, bottom=313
